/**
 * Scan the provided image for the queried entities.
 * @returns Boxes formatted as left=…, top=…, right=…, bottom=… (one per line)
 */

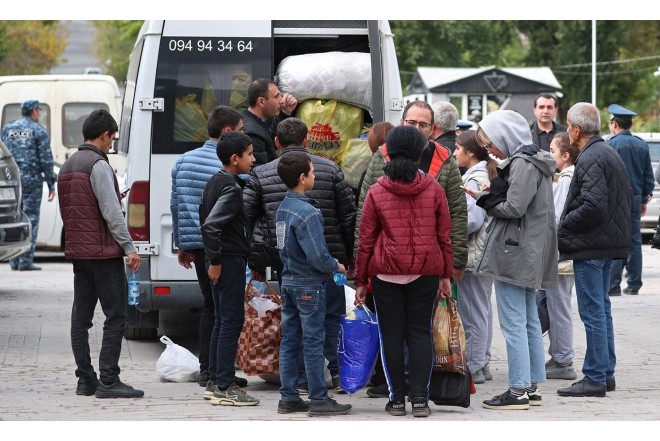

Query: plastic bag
left=337, top=304, right=379, bottom=395
left=340, top=138, right=372, bottom=190
left=432, top=297, right=467, bottom=374
left=155, top=336, right=199, bottom=382
left=173, top=93, right=208, bottom=142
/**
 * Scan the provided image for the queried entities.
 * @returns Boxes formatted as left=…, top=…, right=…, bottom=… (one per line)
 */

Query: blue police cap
left=607, top=104, right=636, bottom=118
left=21, top=100, right=42, bottom=111
left=456, top=120, right=473, bottom=130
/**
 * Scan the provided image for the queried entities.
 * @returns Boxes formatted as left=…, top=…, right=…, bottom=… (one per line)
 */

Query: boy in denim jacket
left=274, top=151, right=351, bottom=416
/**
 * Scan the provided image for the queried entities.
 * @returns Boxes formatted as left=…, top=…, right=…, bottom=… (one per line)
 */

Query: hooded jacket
left=354, top=172, right=453, bottom=286
left=474, top=110, right=558, bottom=289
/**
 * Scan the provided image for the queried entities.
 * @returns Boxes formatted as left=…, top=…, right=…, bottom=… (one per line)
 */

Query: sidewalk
left=2, top=247, right=660, bottom=427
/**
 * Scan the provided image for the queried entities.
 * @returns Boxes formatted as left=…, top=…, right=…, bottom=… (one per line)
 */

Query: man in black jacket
left=242, top=79, right=297, bottom=166
left=556, top=102, right=632, bottom=398
left=244, top=117, right=356, bottom=392
left=530, top=94, right=566, bottom=152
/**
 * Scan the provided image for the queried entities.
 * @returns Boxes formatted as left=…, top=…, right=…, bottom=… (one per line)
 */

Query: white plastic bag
left=155, top=336, right=199, bottom=382
left=248, top=295, right=280, bottom=317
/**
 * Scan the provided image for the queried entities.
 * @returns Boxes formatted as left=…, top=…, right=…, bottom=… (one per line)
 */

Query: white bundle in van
left=276, top=52, right=372, bottom=113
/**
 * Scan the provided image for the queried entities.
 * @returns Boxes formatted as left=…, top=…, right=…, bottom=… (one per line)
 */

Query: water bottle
left=128, top=270, right=140, bottom=306
left=333, top=272, right=347, bottom=286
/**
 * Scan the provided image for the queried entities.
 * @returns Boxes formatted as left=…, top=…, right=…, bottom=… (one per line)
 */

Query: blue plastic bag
left=337, top=304, right=379, bottom=395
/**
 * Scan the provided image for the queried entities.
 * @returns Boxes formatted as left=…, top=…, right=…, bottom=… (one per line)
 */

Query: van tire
left=125, top=325, right=157, bottom=340
left=125, top=307, right=159, bottom=340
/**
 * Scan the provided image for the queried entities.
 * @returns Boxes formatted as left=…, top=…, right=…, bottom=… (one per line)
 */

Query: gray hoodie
left=475, top=110, right=558, bottom=289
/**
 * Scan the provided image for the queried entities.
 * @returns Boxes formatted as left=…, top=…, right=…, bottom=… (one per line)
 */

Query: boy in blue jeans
left=275, top=151, right=351, bottom=416
left=199, top=131, right=257, bottom=406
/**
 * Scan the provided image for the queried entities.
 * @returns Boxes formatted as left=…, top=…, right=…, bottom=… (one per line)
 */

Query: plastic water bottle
left=333, top=272, right=347, bottom=286
left=128, top=270, right=140, bottom=306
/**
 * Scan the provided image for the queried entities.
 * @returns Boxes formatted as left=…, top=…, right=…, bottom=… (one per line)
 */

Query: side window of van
left=62, top=103, right=109, bottom=147
left=151, top=36, right=272, bottom=155
left=2, top=103, right=51, bottom=133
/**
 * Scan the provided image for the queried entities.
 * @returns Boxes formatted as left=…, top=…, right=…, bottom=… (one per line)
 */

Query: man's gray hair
left=431, top=101, right=459, bottom=132
left=567, top=102, right=600, bottom=136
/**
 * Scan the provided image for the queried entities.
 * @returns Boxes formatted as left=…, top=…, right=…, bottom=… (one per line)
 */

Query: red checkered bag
left=236, top=281, right=282, bottom=375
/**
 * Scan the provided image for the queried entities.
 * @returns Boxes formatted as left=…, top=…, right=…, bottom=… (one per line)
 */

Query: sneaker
left=296, top=383, right=309, bottom=396
left=308, top=398, right=352, bottom=416
left=483, top=364, right=493, bottom=381
left=527, top=389, right=542, bottom=406
left=197, top=370, right=209, bottom=387
left=95, top=380, right=144, bottom=399
left=472, top=369, right=486, bottom=384
left=557, top=377, right=606, bottom=397
left=210, top=384, right=259, bottom=406
left=623, top=287, right=639, bottom=295
left=546, top=359, right=577, bottom=380
left=411, top=397, right=431, bottom=417
left=76, top=378, right=98, bottom=396
left=482, top=390, right=529, bottom=410
left=277, top=399, right=310, bottom=414
left=331, top=375, right=346, bottom=394
left=608, top=287, right=622, bottom=296
left=203, top=380, right=216, bottom=400
left=385, top=398, right=406, bottom=416
left=233, top=376, right=248, bottom=388
left=366, top=383, right=389, bottom=398
left=607, top=378, right=616, bottom=392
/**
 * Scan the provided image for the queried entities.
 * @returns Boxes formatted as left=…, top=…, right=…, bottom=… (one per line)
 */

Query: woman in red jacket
left=355, top=125, right=453, bottom=417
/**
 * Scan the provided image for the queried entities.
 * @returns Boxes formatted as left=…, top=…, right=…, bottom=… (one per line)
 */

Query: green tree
left=92, top=20, right=143, bottom=84
left=0, top=21, right=67, bottom=74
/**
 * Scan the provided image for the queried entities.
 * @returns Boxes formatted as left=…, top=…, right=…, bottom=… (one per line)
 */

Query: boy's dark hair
left=383, top=125, right=426, bottom=183
left=82, top=109, right=119, bottom=141
left=207, top=105, right=242, bottom=138
left=277, top=151, right=311, bottom=189
left=248, top=78, right=276, bottom=107
left=216, top=131, right=252, bottom=165
left=276, top=117, right=308, bottom=148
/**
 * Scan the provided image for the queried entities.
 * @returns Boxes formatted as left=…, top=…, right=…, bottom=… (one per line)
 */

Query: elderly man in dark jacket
left=557, top=102, right=632, bottom=398
left=244, top=117, right=355, bottom=391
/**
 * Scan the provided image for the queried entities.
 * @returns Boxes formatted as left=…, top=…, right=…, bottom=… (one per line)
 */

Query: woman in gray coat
left=464, top=110, right=558, bottom=410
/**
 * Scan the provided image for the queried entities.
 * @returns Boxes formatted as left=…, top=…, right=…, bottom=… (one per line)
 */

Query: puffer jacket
left=244, top=146, right=356, bottom=273
left=170, top=140, right=221, bottom=250
left=558, top=136, right=632, bottom=260
left=462, top=161, right=490, bottom=270
left=355, top=140, right=467, bottom=269
left=354, top=172, right=453, bottom=286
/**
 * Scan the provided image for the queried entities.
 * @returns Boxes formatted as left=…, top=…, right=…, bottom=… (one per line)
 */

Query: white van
left=119, top=20, right=403, bottom=338
left=0, top=74, right=124, bottom=250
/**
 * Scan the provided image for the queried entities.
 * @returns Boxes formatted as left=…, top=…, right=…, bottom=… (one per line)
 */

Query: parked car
left=638, top=133, right=660, bottom=234
left=0, top=139, right=32, bottom=261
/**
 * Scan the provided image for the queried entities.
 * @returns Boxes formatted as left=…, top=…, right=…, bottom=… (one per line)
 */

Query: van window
left=2, top=104, right=51, bottom=133
left=151, top=36, right=273, bottom=155
left=62, top=103, right=110, bottom=147
left=118, top=38, right=144, bottom=156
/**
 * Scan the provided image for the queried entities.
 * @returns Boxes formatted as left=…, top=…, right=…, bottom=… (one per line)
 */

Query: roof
left=415, top=66, right=562, bottom=90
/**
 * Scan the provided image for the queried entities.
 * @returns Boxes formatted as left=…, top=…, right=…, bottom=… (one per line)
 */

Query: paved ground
left=1, top=246, right=660, bottom=435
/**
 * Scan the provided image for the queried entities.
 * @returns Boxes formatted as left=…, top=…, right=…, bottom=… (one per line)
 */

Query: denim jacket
left=275, top=191, right=339, bottom=285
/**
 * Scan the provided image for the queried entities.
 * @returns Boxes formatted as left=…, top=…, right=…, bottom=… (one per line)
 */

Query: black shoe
left=95, top=380, right=144, bottom=398
left=76, top=378, right=98, bottom=396
left=197, top=370, right=209, bottom=387
left=608, top=287, right=621, bottom=296
left=607, top=378, right=616, bottom=392
left=623, top=287, right=639, bottom=295
left=308, top=398, right=352, bottom=416
left=411, top=397, right=431, bottom=417
left=331, top=374, right=346, bottom=394
left=385, top=398, right=406, bottom=416
left=483, top=390, right=530, bottom=410
left=277, top=399, right=310, bottom=414
left=234, top=376, right=248, bottom=388
left=18, top=264, right=41, bottom=271
left=557, top=377, right=606, bottom=397
left=366, top=383, right=389, bottom=398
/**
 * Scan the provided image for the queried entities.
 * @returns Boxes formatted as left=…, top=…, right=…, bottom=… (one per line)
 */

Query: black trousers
left=70, top=257, right=127, bottom=385
left=372, top=275, right=439, bottom=400
left=193, top=249, right=214, bottom=373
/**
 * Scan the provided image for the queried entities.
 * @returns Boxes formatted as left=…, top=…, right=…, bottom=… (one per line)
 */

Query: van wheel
left=125, top=307, right=159, bottom=340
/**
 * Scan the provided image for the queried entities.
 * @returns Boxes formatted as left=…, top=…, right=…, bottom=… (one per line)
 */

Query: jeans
left=493, top=280, right=546, bottom=388
left=609, top=195, right=642, bottom=292
left=537, top=275, right=575, bottom=365
left=208, top=255, right=247, bottom=389
left=192, top=249, right=214, bottom=374
left=573, top=258, right=615, bottom=386
left=279, top=283, right=328, bottom=403
left=70, top=257, right=126, bottom=385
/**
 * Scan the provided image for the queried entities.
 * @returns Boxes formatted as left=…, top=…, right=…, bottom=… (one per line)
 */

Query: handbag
left=428, top=370, right=471, bottom=408
left=235, top=280, right=282, bottom=376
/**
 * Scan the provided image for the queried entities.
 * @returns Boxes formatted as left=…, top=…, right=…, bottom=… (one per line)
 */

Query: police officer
left=606, top=104, right=654, bottom=296
left=0, top=100, right=57, bottom=271
left=456, top=120, right=473, bottom=136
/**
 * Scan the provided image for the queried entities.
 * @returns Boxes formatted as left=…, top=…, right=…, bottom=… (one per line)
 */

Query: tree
left=92, top=21, right=143, bottom=84
left=0, top=21, right=67, bottom=75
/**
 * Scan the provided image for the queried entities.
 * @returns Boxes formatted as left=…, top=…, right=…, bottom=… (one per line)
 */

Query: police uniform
left=606, top=104, right=654, bottom=295
left=0, top=100, right=57, bottom=270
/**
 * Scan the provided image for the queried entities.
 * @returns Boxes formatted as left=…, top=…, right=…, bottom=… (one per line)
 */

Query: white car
left=638, top=133, right=660, bottom=234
